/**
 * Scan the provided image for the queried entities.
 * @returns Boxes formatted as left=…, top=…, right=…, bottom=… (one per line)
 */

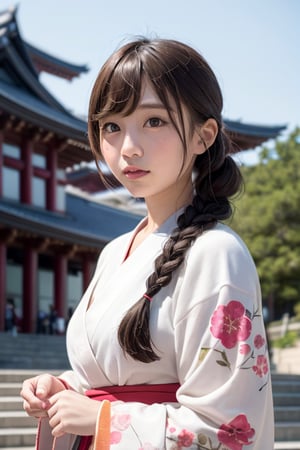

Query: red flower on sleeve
left=210, top=300, right=252, bottom=349
left=254, top=334, right=265, bottom=349
left=217, top=414, right=255, bottom=449
left=252, top=354, right=269, bottom=377
left=177, top=429, right=195, bottom=447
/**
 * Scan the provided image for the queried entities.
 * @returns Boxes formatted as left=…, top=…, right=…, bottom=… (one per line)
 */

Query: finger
left=48, top=409, right=66, bottom=438
left=20, top=378, right=45, bottom=409
left=23, top=400, right=48, bottom=418
left=35, top=374, right=53, bottom=399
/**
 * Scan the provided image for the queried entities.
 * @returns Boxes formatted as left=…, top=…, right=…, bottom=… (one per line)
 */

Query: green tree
left=230, top=128, right=300, bottom=319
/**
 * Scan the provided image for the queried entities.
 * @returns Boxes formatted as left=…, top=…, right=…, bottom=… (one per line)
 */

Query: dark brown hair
left=88, top=38, right=242, bottom=362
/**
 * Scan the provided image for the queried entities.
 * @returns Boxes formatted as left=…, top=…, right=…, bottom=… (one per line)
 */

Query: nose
left=120, top=131, right=143, bottom=159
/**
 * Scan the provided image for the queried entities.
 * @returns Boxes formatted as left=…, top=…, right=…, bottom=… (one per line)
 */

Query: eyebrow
left=137, top=102, right=171, bottom=111
left=91, top=102, right=173, bottom=122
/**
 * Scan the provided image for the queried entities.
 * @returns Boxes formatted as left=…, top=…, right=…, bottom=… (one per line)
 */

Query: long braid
left=118, top=130, right=242, bottom=362
left=87, top=37, right=243, bottom=362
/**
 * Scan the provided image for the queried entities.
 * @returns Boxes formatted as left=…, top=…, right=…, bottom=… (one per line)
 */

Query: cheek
left=101, top=143, right=117, bottom=167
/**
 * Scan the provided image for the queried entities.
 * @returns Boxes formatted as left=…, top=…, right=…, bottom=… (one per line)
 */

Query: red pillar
left=47, top=148, right=57, bottom=211
left=0, top=243, right=6, bottom=331
left=54, top=254, right=67, bottom=319
left=0, top=131, right=3, bottom=197
left=22, top=248, right=38, bottom=333
left=21, top=140, right=33, bottom=204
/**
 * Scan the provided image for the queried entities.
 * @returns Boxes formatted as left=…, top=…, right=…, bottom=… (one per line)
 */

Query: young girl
left=21, top=38, right=274, bottom=450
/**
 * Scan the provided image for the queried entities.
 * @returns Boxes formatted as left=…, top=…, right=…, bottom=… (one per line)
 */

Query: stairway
left=0, top=333, right=70, bottom=370
left=0, top=334, right=300, bottom=449
left=0, top=369, right=41, bottom=449
left=273, top=373, right=300, bottom=449
left=0, top=333, right=69, bottom=448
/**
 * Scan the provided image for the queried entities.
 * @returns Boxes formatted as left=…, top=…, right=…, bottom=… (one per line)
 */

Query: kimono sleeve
left=105, top=285, right=273, bottom=450
left=104, top=228, right=274, bottom=449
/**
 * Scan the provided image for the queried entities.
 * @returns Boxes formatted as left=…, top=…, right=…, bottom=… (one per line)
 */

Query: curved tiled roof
left=0, top=193, right=141, bottom=249
left=0, top=5, right=91, bottom=166
left=0, top=5, right=286, bottom=160
left=25, top=42, right=89, bottom=80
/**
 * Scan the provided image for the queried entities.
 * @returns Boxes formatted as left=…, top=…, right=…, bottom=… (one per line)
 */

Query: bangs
left=88, top=39, right=202, bottom=161
left=94, top=51, right=144, bottom=119
left=91, top=41, right=182, bottom=125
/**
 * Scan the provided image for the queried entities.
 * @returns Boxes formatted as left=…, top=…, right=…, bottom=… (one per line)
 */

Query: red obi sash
left=79, top=383, right=179, bottom=450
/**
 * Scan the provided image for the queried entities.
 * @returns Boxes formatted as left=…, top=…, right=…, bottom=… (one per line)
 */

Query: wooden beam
left=0, top=228, right=18, bottom=245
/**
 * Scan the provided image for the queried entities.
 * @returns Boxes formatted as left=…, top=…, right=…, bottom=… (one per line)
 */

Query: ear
left=192, top=118, right=218, bottom=155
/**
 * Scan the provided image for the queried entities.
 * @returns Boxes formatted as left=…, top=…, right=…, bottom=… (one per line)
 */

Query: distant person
left=36, top=310, right=48, bottom=334
left=5, top=298, right=17, bottom=335
left=21, top=37, right=274, bottom=449
left=48, top=304, right=57, bottom=335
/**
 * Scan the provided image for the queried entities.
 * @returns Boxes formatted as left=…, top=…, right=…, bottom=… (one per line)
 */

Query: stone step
left=272, top=373, right=300, bottom=382
left=274, top=443, right=300, bottom=450
left=272, top=380, right=300, bottom=394
left=0, top=370, right=60, bottom=383
left=275, top=422, right=300, bottom=441
left=0, top=357, right=69, bottom=370
left=0, top=428, right=36, bottom=447
left=273, top=393, right=300, bottom=407
left=0, top=347, right=68, bottom=355
left=0, top=333, right=69, bottom=370
left=0, top=448, right=34, bottom=450
left=0, top=382, right=21, bottom=396
left=0, top=396, right=23, bottom=411
left=275, top=406, right=300, bottom=422
left=0, top=411, right=37, bottom=428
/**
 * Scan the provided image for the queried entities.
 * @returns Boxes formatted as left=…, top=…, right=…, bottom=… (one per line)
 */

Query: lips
left=123, top=166, right=150, bottom=179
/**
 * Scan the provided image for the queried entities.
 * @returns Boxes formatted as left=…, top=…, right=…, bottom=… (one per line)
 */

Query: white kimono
left=51, top=211, right=274, bottom=449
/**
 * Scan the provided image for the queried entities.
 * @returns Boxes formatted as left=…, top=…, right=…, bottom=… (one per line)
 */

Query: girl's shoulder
left=194, top=222, right=250, bottom=252
left=176, top=223, right=260, bottom=310
left=188, top=222, right=256, bottom=270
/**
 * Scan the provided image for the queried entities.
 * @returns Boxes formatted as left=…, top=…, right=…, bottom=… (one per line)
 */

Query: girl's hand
left=47, top=390, right=101, bottom=437
left=20, top=374, right=66, bottom=418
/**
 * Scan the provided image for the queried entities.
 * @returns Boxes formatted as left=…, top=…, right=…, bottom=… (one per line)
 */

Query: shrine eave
left=224, top=119, right=286, bottom=138
left=0, top=80, right=88, bottom=143
left=25, top=42, right=89, bottom=81
left=0, top=193, right=141, bottom=249
left=224, top=119, right=287, bottom=151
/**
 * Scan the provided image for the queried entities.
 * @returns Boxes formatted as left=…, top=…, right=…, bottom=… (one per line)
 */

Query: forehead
left=138, top=80, right=164, bottom=106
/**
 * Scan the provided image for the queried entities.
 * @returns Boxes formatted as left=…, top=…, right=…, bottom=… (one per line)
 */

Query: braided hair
left=88, top=38, right=243, bottom=362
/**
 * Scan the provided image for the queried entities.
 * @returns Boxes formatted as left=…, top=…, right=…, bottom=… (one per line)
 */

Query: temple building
left=0, top=6, right=285, bottom=333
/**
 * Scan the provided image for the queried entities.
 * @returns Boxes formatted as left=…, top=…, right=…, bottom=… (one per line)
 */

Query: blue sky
left=5, top=0, right=300, bottom=163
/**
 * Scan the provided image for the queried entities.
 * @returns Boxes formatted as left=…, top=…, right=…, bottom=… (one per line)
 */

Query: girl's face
left=99, top=80, right=201, bottom=208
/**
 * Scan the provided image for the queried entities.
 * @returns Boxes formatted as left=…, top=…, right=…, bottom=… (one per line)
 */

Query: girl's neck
left=144, top=192, right=192, bottom=233
left=126, top=193, right=192, bottom=258
left=145, top=185, right=193, bottom=232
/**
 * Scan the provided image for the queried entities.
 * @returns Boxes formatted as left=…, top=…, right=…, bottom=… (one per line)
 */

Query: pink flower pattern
left=239, top=343, right=251, bottom=355
left=254, top=334, right=265, bottom=349
left=177, top=429, right=195, bottom=447
left=218, top=414, right=255, bottom=450
left=252, top=354, right=269, bottom=377
left=210, top=300, right=252, bottom=348
left=204, top=300, right=270, bottom=383
left=110, top=413, right=131, bottom=446
left=167, top=415, right=255, bottom=449
left=109, top=298, right=267, bottom=449
left=111, top=413, right=131, bottom=431
left=110, top=431, right=122, bottom=445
